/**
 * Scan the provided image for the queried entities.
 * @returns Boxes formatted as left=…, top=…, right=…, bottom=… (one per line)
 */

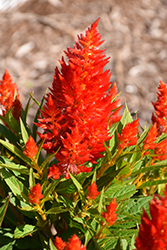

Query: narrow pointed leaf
left=69, top=172, right=83, bottom=191
left=49, top=238, right=58, bottom=250
left=0, top=124, right=18, bottom=146
left=14, top=224, right=38, bottom=239
left=0, top=139, right=31, bottom=165
left=0, top=196, right=10, bottom=226
left=1, top=168, right=29, bottom=201
left=20, top=118, right=29, bottom=144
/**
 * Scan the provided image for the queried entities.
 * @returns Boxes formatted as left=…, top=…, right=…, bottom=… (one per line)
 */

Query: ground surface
left=0, top=0, right=167, bottom=126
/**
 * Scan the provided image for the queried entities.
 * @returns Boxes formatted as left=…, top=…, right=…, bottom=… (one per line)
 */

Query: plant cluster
left=0, top=18, right=167, bottom=250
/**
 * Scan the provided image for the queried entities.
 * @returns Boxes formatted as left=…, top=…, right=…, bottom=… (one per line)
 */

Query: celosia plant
left=1, top=18, right=167, bottom=250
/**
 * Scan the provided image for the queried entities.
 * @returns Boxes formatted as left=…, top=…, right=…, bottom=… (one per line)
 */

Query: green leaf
left=0, top=162, right=29, bottom=175
left=32, top=94, right=46, bottom=141
left=14, top=224, right=38, bottom=239
left=0, top=124, right=18, bottom=146
left=43, top=179, right=60, bottom=199
left=40, top=150, right=59, bottom=171
left=0, top=110, right=19, bottom=134
left=49, top=238, right=58, bottom=250
left=0, top=139, right=31, bottom=165
left=0, top=228, right=15, bottom=248
left=131, top=159, right=167, bottom=176
left=88, top=237, right=103, bottom=250
left=1, top=168, right=29, bottom=201
left=15, top=236, right=42, bottom=249
left=45, top=207, right=68, bottom=215
left=137, top=179, right=167, bottom=189
left=120, top=103, right=133, bottom=126
left=24, top=95, right=32, bottom=119
left=69, top=172, right=83, bottom=191
left=0, top=197, right=10, bottom=227
left=98, top=187, right=104, bottom=213
left=0, top=241, right=16, bottom=250
left=29, top=167, right=35, bottom=187
left=114, top=238, right=122, bottom=250
left=20, top=119, right=29, bottom=144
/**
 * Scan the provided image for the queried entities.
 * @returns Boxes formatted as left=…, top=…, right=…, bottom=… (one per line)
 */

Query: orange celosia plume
left=0, top=69, right=20, bottom=116
left=135, top=185, right=167, bottom=250
left=28, top=183, right=44, bottom=205
left=87, top=182, right=100, bottom=200
left=152, top=80, right=167, bottom=134
left=54, top=234, right=86, bottom=250
left=24, top=136, right=38, bottom=161
left=117, top=119, right=139, bottom=149
left=36, top=18, right=122, bottom=178
left=101, top=197, right=117, bottom=226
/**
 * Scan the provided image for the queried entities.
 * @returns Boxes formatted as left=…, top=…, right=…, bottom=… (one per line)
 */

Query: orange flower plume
left=24, top=136, right=38, bottom=161
left=101, top=197, right=117, bottom=226
left=117, top=119, right=139, bottom=149
left=47, top=164, right=62, bottom=179
left=28, top=183, right=44, bottom=205
left=54, top=234, right=86, bottom=250
left=152, top=80, right=167, bottom=134
left=142, top=124, right=157, bottom=154
left=87, top=182, right=100, bottom=200
left=0, top=69, right=20, bottom=116
left=36, top=18, right=122, bottom=178
left=135, top=185, right=167, bottom=250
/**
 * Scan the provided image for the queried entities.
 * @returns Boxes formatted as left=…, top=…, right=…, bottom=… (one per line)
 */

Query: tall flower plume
left=117, top=119, right=139, bottom=149
left=135, top=185, right=167, bottom=250
left=101, top=197, right=117, bottom=226
left=36, top=18, right=122, bottom=178
left=28, top=183, right=44, bottom=205
left=54, top=234, right=86, bottom=250
left=152, top=80, right=167, bottom=135
left=0, top=69, right=20, bottom=116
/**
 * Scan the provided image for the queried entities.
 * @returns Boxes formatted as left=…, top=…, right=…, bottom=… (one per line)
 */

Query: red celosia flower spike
left=47, top=164, right=62, bottom=179
left=87, top=182, right=100, bottom=200
left=101, top=197, right=117, bottom=226
left=66, top=234, right=86, bottom=250
left=12, top=95, right=22, bottom=122
left=54, top=237, right=67, bottom=250
left=28, top=183, right=44, bottom=205
left=153, top=138, right=167, bottom=161
left=0, top=69, right=20, bottom=116
left=36, top=18, right=122, bottom=177
left=24, top=136, right=38, bottom=161
left=135, top=185, right=167, bottom=250
left=54, top=234, right=86, bottom=250
left=117, top=119, right=139, bottom=149
left=143, top=124, right=157, bottom=153
left=152, top=80, right=167, bottom=135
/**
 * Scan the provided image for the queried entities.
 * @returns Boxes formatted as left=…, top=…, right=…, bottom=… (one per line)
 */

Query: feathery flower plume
left=29, top=183, right=44, bottom=205
left=54, top=237, right=67, bottom=250
left=24, top=136, right=38, bottom=161
left=36, top=18, right=122, bottom=177
left=54, top=234, right=86, bottom=250
left=153, top=138, right=167, bottom=161
left=87, top=182, right=100, bottom=200
left=142, top=124, right=157, bottom=154
left=117, top=119, right=139, bottom=149
left=47, top=164, right=62, bottom=179
left=101, top=197, right=117, bottom=226
left=135, top=185, right=167, bottom=250
left=152, top=80, right=167, bottom=135
left=12, top=95, right=22, bottom=122
left=0, top=69, right=20, bottom=116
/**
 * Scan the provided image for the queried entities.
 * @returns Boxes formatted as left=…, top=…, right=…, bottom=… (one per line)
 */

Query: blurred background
left=0, top=0, right=167, bottom=126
